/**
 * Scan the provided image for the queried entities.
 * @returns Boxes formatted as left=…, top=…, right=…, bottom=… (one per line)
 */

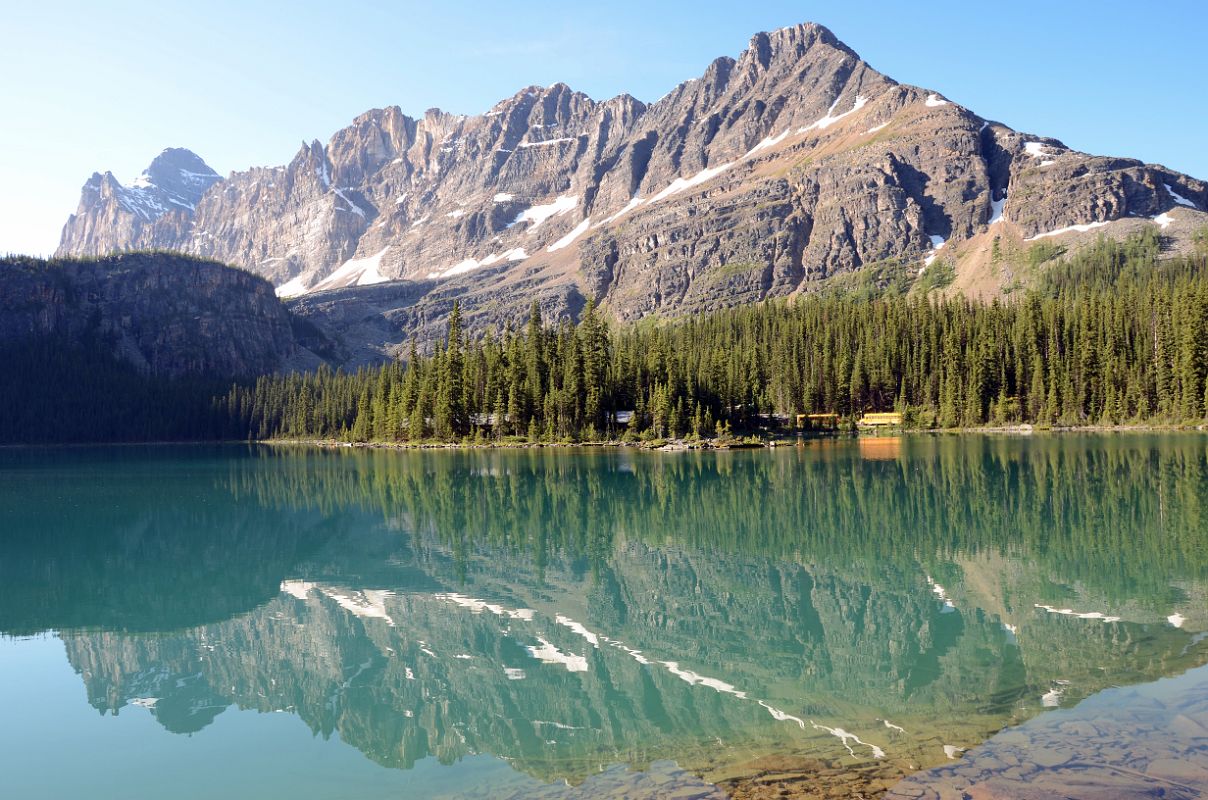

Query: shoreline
left=261, top=422, right=1208, bottom=452
left=3, top=423, right=1206, bottom=452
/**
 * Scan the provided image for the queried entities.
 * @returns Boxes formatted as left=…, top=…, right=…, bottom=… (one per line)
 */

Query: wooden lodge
left=796, top=413, right=839, bottom=431
left=857, top=412, right=903, bottom=428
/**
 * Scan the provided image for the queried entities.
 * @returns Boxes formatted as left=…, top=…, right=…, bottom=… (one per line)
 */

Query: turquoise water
left=2, top=435, right=1207, bottom=797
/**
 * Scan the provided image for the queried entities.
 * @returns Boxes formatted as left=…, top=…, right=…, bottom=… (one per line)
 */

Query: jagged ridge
left=57, top=22, right=1208, bottom=361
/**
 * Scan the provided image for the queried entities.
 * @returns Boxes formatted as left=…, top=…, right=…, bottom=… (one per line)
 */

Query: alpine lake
left=3, top=434, right=1208, bottom=799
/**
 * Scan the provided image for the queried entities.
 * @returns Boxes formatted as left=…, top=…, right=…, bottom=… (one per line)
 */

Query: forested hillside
left=224, top=230, right=1208, bottom=443
left=0, top=336, right=235, bottom=443
left=0, top=252, right=299, bottom=443
left=6, top=232, right=1206, bottom=445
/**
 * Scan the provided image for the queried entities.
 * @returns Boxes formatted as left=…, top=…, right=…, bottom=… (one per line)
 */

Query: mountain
left=61, top=148, right=221, bottom=250
left=57, top=22, right=1208, bottom=359
left=0, top=252, right=304, bottom=377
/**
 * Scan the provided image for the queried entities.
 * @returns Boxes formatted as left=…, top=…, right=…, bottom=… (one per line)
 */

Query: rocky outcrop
left=887, top=669, right=1208, bottom=799
left=57, top=22, right=1208, bottom=360
left=59, top=148, right=220, bottom=254
left=0, top=252, right=304, bottom=376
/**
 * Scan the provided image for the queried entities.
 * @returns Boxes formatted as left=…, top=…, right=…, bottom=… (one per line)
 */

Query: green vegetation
left=0, top=251, right=275, bottom=443
left=227, top=232, right=1208, bottom=441
left=1194, top=226, right=1208, bottom=257
left=0, top=249, right=264, bottom=280
left=1033, top=228, right=1167, bottom=293
left=914, top=260, right=955, bottom=293
left=5, top=231, right=1208, bottom=444
left=820, top=257, right=911, bottom=299
left=701, top=260, right=762, bottom=285
left=1026, top=241, right=1067, bottom=268
left=0, top=334, right=234, bottom=443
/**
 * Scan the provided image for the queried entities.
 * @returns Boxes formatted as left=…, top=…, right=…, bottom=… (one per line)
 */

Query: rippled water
left=2, top=435, right=1206, bottom=798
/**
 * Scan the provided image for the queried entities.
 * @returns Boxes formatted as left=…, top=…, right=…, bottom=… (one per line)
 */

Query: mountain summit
left=58, top=21, right=1207, bottom=357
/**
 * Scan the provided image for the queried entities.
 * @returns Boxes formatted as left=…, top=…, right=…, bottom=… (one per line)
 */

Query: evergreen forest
left=6, top=230, right=1208, bottom=444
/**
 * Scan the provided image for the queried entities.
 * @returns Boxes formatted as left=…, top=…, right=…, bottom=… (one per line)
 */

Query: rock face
left=57, top=22, right=1208, bottom=359
left=60, top=148, right=221, bottom=253
left=0, top=253, right=303, bottom=376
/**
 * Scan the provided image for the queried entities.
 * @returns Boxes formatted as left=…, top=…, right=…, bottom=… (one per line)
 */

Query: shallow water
left=2, top=435, right=1206, bottom=798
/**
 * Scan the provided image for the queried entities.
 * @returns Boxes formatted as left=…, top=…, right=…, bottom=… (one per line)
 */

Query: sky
left=2, top=0, right=1205, bottom=256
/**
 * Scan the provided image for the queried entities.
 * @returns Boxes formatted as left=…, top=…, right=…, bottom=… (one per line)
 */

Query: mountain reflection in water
left=1, top=435, right=1207, bottom=797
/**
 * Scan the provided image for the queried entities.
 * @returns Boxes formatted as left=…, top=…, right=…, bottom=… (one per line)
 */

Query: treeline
left=223, top=231, right=1208, bottom=442
left=5, top=231, right=1205, bottom=444
left=0, top=335, right=233, bottom=444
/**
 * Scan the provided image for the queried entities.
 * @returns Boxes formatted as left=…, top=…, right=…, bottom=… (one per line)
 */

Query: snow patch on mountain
left=518, top=137, right=577, bottom=149
left=747, top=128, right=791, bottom=156
left=332, top=187, right=365, bottom=217
left=547, top=217, right=591, bottom=251
left=512, top=195, right=578, bottom=228
left=1026, top=221, right=1110, bottom=241
left=310, top=247, right=390, bottom=291
left=1024, top=141, right=1059, bottom=165
left=650, top=162, right=735, bottom=203
left=598, top=197, right=645, bottom=226
left=989, top=196, right=1006, bottom=225
left=275, top=275, right=310, bottom=298
left=1166, top=183, right=1198, bottom=209
left=799, top=94, right=869, bottom=133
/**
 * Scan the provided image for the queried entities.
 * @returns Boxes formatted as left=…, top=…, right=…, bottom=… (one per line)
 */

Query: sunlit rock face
left=57, top=23, right=1207, bottom=357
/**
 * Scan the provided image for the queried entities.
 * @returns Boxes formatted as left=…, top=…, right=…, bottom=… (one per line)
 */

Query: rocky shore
left=263, top=424, right=1208, bottom=454
left=453, top=662, right=1208, bottom=799
left=886, top=664, right=1208, bottom=799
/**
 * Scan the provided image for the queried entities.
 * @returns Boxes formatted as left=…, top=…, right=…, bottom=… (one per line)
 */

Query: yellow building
left=857, top=412, right=903, bottom=428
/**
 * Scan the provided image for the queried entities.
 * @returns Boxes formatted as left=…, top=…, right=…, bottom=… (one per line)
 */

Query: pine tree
left=434, top=302, right=467, bottom=439
left=351, top=385, right=372, bottom=442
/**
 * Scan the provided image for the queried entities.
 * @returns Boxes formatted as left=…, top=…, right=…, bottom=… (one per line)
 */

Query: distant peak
left=351, top=106, right=404, bottom=127
left=758, top=21, right=835, bottom=45
left=602, top=92, right=647, bottom=114
left=745, top=21, right=853, bottom=70
left=144, top=147, right=217, bottom=178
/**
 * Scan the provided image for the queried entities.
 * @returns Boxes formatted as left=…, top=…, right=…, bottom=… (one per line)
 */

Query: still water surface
left=2, top=435, right=1206, bottom=798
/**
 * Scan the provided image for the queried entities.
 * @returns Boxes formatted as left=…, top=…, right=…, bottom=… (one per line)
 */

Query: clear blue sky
left=2, top=0, right=1205, bottom=256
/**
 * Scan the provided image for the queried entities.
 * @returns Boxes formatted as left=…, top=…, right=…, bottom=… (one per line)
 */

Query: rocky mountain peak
left=744, top=22, right=847, bottom=73
left=132, top=147, right=220, bottom=209
left=765, top=21, right=838, bottom=48
left=58, top=149, right=221, bottom=255
left=84, top=171, right=121, bottom=195
left=58, top=19, right=1208, bottom=363
left=140, top=147, right=217, bottom=180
